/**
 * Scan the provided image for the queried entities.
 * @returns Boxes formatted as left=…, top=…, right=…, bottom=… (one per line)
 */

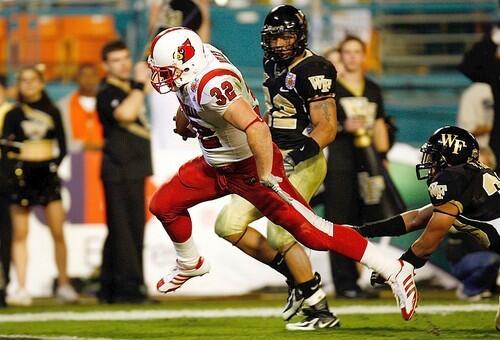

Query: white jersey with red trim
left=175, top=44, right=259, bottom=167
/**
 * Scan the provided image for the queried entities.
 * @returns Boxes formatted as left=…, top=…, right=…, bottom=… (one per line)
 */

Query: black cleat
left=286, top=290, right=340, bottom=331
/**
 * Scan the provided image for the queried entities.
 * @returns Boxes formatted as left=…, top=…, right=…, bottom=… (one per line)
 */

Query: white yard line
left=0, top=336, right=111, bottom=340
left=0, top=304, right=496, bottom=323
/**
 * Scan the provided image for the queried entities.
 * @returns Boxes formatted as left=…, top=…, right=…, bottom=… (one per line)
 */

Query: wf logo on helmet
left=441, top=134, right=466, bottom=155
left=174, top=39, right=195, bottom=64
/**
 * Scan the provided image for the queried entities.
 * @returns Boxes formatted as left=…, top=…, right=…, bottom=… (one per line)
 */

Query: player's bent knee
left=268, top=230, right=296, bottom=250
left=214, top=206, right=247, bottom=238
left=149, top=185, right=180, bottom=223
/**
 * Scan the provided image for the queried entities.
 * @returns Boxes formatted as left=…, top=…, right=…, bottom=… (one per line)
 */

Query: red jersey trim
left=196, top=68, right=242, bottom=105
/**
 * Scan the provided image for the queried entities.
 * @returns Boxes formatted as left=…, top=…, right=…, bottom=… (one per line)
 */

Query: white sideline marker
left=0, top=304, right=496, bottom=323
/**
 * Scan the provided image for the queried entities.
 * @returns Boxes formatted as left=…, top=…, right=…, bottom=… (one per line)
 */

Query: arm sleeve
left=200, top=75, right=244, bottom=116
left=295, top=58, right=337, bottom=102
left=53, top=107, right=67, bottom=165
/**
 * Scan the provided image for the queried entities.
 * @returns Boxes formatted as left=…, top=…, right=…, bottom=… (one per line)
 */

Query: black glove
left=370, top=271, right=386, bottom=287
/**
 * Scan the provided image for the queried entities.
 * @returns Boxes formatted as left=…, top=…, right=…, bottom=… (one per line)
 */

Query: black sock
left=268, top=252, right=294, bottom=288
left=358, top=215, right=407, bottom=238
left=295, top=272, right=321, bottom=300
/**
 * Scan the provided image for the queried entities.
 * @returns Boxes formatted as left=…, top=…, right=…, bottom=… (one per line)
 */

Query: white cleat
left=386, top=260, right=418, bottom=321
left=157, top=256, right=210, bottom=294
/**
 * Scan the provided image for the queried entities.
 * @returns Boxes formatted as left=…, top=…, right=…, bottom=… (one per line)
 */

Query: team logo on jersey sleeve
left=308, top=75, right=332, bottom=93
left=285, top=72, right=296, bottom=90
left=175, top=39, right=195, bottom=64
left=428, top=182, right=448, bottom=199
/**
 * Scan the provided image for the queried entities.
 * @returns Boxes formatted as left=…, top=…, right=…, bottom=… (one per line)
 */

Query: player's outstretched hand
left=260, top=174, right=293, bottom=204
left=370, top=271, right=386, bottom=287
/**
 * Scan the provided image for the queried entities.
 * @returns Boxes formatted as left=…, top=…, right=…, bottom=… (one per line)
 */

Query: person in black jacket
left=459, top=24, right=500, bottom=174
left=97, top=41, right=153, bottom=303
left=1, top=66, right=78, bottom=305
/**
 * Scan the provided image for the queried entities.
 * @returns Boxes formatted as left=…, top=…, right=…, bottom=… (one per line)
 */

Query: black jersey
left=263, top=50, right=336, bottom=150
left=96, top=78, right=152, bottom=181
left=427, top=163, right=500, bottom=252
left=1, top=96, right=67, bottom=164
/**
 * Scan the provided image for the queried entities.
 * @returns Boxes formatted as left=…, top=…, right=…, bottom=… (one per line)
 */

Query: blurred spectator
left=58, top=64, right=105, bottom=223
left=97, top=40, right=152, bottom=303
left=1, top=66, right=78, bottom=306
left=58, top=64, right=103, bottom=152
left=323, top=47, right=345, bottom=77
left=457, top=82, right=496, bottom=168
left=446, top=230, right=500, bottom=301
left=324, top=36, right=390, bottom=299
left=0, top=74, right=13, bottom=307
left=459, top=24, right=500, bottom=174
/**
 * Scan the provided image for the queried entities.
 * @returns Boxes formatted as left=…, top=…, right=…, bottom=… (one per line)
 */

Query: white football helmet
left=148, top=27, right=207, bottom=93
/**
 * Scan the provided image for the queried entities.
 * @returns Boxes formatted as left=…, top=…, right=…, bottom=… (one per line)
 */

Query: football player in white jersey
left=147, top=27, right=419, bottom=322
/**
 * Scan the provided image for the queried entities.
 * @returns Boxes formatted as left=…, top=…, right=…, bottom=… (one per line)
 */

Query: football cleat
left=282, top=287, right=304, bottom=321
left=286, top=301, right=340, bottom=331
left=286, top=309, right=340, bottom=331
left=286, top=289, right=340, bottom=331
left=157, top=256, right=210, bottom=294
left=386, top=260, right=418, bottom=321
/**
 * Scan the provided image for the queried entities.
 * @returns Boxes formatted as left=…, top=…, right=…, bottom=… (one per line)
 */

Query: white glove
left=260, top=174, right=293, bottom=204
left=283, top=154, right=295, bottom=177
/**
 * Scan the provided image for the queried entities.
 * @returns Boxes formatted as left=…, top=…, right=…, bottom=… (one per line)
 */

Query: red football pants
left=149, top=144, right=368, bottom=261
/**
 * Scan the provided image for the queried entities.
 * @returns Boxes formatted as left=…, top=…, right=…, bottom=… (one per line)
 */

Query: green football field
left=0, top=292, right=497, bottom=340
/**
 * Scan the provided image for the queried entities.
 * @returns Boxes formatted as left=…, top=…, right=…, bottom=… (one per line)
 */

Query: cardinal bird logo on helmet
left=175, top=39, right=195, bottom=64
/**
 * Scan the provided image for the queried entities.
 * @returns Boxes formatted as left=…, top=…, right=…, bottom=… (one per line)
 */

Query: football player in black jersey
left=355, top=126, right=500, bottom=330
left=214, top=4, right=339, bottom=331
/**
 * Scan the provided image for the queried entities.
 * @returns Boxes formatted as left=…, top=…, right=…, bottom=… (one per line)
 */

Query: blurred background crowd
left=0, top=0, right=498, bottom=307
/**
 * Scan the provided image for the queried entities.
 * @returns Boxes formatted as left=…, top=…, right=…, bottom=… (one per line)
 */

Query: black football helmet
left=416, top=126, right=480, bottom=181
left=261, top=5, right=308, bottom=65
